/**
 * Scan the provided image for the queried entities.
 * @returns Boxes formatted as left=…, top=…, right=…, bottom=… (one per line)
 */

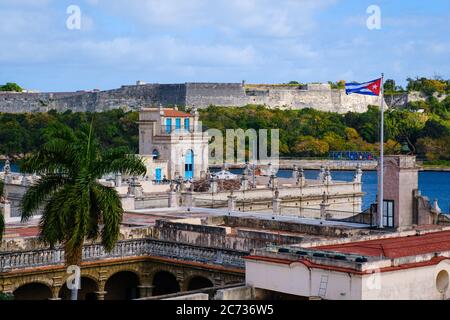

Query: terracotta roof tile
left=314, top=230, right=450, bottom=258
left=163, top=109, right=192, bottom=117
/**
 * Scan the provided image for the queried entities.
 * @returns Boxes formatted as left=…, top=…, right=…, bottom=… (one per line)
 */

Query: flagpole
left=378, top=73, right=385, bottom=229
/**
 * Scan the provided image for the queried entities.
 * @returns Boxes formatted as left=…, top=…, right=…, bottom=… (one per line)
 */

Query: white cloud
left=87, top=0, right=337, bottom=38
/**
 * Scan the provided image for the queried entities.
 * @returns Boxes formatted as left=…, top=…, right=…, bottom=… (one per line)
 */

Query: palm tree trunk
left=64, top=242, right=83, bottom=301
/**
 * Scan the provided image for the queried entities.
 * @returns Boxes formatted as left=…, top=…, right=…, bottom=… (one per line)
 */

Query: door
left=184, top=150, right=194, bottom=180
left=175, top=118, right=181, bottom=130
left=155, top=168, right=162, bottom=182
left=184, top=118, right=190, bottom=131
left=165, top=118, right=172, bottom=134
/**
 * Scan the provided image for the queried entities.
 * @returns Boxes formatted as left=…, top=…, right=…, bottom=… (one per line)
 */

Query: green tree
left=0, top=82, right=23, bottom=92
left=384, top=79, right=396, bottom=92
left=293, top=136, right=329, bottom=157
left=20, top=122, right=146, bottom=269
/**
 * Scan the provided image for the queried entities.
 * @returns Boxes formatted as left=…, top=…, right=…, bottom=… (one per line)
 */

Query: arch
left=13, top=282, right=53, bottom=301
left=152, top=149, right=160, bottom=160
left=152, top=271, right=180, bottom=296
left=185, top=150, right=194, bottom=180
left=186, top=276, right=214, bottom=291
left=59, top=276, right=99, bottom=300
left=104, top=271, right=140, bottom=300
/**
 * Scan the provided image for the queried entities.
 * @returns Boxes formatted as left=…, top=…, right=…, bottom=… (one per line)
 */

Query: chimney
left=377, top=155, right=419, bottom=229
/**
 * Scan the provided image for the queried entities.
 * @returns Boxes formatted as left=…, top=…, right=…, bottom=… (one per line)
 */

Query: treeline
left=0, top=109, right=138, bottom=157
left=0, top=97, right=449, bottom=165
left=199, top=100, right=450, bottom=163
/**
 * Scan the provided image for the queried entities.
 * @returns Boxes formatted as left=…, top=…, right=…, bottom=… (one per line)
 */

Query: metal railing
left=0, top=239, right=247, bottom=272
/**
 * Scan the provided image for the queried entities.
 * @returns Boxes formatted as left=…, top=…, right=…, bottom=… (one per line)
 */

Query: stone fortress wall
left=0, top=81, right=395, bottom=114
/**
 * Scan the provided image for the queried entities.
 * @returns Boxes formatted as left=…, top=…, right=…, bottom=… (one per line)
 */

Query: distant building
left=138, top=106, right=209, bottom=181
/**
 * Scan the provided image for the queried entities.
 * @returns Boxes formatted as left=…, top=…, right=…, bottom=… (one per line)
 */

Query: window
left=175, top=118, right=181, bottom=130
left=155, top=168, right=162, bottom=182
left=184, top=118, right=190, bottom=130
left=383, top=200, right=394, bottom=228
left=152, top=149, right=160, bottom=160
left=165, top=118, right=172, bottom=134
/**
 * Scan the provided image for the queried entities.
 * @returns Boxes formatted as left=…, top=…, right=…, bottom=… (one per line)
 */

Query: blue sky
left=1, top=0, right=450, bottom=92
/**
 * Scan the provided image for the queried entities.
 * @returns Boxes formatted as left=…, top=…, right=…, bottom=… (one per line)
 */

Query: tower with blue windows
left=138, top=105, right=209, bottom=182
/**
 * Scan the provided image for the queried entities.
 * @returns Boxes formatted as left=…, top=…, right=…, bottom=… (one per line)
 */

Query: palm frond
left=39, top=186, right=71, bottom=247
left=92, top=183, right=123, bottom=252
left=20, top=175, right=69, bottom=222
left=94, top=147, right=147, bottom=177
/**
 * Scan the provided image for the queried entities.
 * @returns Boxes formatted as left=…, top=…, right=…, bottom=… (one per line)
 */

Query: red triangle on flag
left=365, top=78, right=382, bottom=96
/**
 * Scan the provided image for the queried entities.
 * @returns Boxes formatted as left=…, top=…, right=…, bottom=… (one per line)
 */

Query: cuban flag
left=345, top=78, right=382, bottom=96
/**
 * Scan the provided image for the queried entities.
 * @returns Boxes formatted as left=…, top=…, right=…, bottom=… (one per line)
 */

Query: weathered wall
left=153, top=220, right=305, bottom=251
left=0, top=82, right=386, bottom=114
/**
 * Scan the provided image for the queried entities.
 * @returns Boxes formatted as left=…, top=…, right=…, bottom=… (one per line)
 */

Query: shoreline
left=210, top=159, right=450, bottom=172
left=2, top=159, right=450, bottom=173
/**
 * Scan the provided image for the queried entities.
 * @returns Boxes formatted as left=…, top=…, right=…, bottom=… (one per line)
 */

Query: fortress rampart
left=0, top=82, right=389, bottom=114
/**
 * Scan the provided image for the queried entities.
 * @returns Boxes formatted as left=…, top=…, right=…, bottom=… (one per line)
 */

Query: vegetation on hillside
left=0, top=82, right=23, bottom=92
left=0, top=109, right=138, bottom=157
left=0, top=78, right=448, bottom=164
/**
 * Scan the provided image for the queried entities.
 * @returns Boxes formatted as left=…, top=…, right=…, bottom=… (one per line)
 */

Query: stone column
left=272, top=189, right=281, bottom=215
left=128, top=177, right=143, bottom=197
left=323, top=167, right=333, bottom=185
left=320, top=192, right=330, bottom=220
left=95, top=291, right=107, bottom=300
left=318, top=165, right=325, bottom=181
left=297, top=167, right=306, bottom=187
left=292, top=165, right=299, bottom=180
left=182, top=191, right=194, bottom=208
left=115, top=172, right=122, bottom=187
left=241, top=172, right=249, bottom=191
left=210, top=176, right=218, bottom=193
left=353, top=164, right=363, bottom=183
left=49, top=286, right=62, bottom=300
left=1, top=200, right=11, bottom=224
left=138, top=285, right=155, bottom=298
left=272, top=199, right=282, bottom=215
left=268, top=174, right=278, bottom=190
left=168, top=191, right=178, bottom=208
left=228, top=192, right=237, bottom=213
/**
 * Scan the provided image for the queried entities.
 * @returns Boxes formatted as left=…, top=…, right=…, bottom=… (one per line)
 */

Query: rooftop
left=162, top=109, right=192, bottom=118
left=314, top=229, right=450, bottom=258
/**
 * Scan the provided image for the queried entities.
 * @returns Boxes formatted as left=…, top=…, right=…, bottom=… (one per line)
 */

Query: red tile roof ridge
left=314, top=230, right=450, bottom=258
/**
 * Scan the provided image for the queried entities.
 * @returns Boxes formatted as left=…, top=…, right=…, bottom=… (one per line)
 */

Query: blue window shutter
left=165, top=118, right=172, bottom=134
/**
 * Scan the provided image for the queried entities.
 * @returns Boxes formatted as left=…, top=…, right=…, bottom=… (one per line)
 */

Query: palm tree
left=20, top=122, right=146, bottom=299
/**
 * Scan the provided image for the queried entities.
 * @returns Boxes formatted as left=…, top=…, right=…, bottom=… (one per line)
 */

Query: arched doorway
left=59, top=277, right=99, bottom=300
left=185, top=150, right=194, bottom=180
left=152, top=271, right=180, bottom=296
left=186, top=276, right=214, bottom=291
left=13, top=283, right=52, bottom=300
left=104, top=271, right=140, bottom=300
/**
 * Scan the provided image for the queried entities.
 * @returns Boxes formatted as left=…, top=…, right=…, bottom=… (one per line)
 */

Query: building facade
left=138, top=106, right=209, bottom=181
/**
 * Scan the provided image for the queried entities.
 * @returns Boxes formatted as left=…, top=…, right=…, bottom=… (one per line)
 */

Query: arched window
left=152, top=149, right=160, bottom=160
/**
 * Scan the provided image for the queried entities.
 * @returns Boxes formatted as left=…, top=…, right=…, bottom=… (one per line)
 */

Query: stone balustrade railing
left=0, top=239, right=246, bottom=272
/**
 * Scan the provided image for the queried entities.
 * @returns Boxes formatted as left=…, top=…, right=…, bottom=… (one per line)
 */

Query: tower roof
left=163, top=109, right=192, bottom=117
